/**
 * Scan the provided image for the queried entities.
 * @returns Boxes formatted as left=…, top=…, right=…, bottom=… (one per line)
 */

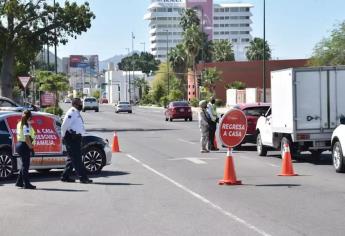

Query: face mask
left=211, top=100, right=215, bottom=104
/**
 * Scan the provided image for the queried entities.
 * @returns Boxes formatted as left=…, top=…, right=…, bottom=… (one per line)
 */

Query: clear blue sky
left=57, top=0, right=345, bottom=61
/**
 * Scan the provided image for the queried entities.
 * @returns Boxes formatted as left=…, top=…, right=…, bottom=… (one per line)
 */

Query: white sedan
left=331, top=117, right=345, bottom=172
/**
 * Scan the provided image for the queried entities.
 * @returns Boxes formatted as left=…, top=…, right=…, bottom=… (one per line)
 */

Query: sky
left=57, top=0, right=345, bottom=61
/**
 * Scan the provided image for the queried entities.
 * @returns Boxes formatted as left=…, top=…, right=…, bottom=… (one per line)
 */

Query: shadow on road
left=87, top=128, right=177, bottom=133
left=255, top=184, right=301, bottom=187
left=37, top=188, right=88, bottom=192
left=93, top=182, right=142, bottom=186
left=1, top=170, right=131, bottom=184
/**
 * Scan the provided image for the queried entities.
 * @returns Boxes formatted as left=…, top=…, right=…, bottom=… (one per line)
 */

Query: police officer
left=15, top=110, right=36, bottom=189
left=61, top=98, right=92, bottom=184
left=198, top=100, right=211, bottom=153
left=207, top=96, right=219, bottom=151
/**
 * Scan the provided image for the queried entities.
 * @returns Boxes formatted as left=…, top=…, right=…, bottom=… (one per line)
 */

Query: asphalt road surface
left=1, top=104, right=345, bottom=236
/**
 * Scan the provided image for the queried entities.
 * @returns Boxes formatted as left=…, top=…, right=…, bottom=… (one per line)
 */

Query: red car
left=165, top=101, right=193, bottom=122
left=232, top=103, right=270, bottom=144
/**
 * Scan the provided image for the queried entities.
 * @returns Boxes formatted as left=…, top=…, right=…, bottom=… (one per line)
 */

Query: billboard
left=186, top=0, right=213, bottom=40
left=69, top=55, right=99, bottom=75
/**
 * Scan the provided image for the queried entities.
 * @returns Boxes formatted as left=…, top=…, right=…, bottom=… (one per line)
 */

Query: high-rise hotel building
left=144, top=0, right=253, bottom=61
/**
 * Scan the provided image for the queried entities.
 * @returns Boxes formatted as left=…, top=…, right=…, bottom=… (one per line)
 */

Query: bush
left=160, top=96, right=169, bottom=107
left=189, top=98, right=199, bottom=107
left=168, top=89, right=184, bottom=101
left=140, top=93, right=153, bottom=105
left=215, top=99, right=224, bottom=107
left=44, top=106, right=63, bottom=117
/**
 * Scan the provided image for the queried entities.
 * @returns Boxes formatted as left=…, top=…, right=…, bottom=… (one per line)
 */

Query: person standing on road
left=61, top=98, right=93, bottom=184
left=199, top=100, right=211, bottom=153
left=15, top=110, right=36, bottom=189
left=207, top=96, right=219, bottom=151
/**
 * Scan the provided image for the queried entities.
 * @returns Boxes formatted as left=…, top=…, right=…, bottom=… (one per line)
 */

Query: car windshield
left=243, top=106, right=270, bottom=117
left=0, top=99, right=18, bottom=107
left=84, top=98, right=96, bottom=102
left=119, top=102, right=129, bottom=105
left=172, top=102, right=189, bottom=107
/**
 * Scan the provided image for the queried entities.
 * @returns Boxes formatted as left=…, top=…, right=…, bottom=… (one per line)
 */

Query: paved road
left=1, top=104, right=345, bottom=236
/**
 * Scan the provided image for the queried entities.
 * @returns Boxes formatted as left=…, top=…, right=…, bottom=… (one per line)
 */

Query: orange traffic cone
left=112, top=132, right=120, bottom=153
left=278, top=143, right=298, bottom=176
left=219, top=148, right=242, bottom=185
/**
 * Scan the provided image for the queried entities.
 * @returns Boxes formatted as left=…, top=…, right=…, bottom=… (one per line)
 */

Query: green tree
left=183, top=24, right=203, bottom=70
left=133, top=77, right=149, bottom=100
left=118, top=52, right=160, bottom=75
left=92, top=90, right=100, bottom=99
left=246, top=37, right=272, bottom=61
left=0, top=0, right=95, bottom=98
left=151, top=63, right=168, bottom=104
left=168, top=44, right=188, bottom=97
left=37, top=71, right=69, bottom=107
left=201, top=67, right=222, bottom=95
left=310, top=22, right=345, bottom=66
left=225, top=81, right=246, bottom=90
left=180, top=8, right=200, bottom=31
left=212, top=40, right=235, bottom=62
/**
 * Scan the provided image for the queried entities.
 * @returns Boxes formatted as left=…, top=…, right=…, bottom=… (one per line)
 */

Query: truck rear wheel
left=332, top=141, right=345, bottom=173
left=256, top=133, right=267, bottom=156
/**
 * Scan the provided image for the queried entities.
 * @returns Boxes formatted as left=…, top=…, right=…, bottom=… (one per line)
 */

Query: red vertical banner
left=5, top=114, right=63, bottom=155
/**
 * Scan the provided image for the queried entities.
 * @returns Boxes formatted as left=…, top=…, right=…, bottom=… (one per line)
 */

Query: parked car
left=115, top=101, right=132, bottom=113
left=82, top=97, right=99, bottom=112
left=64, top=98, right=72, bottom=103
left=231, top=103, right=270, bottom=145
left=331, top=116, right=345, bottom=173
left=99, top=98, right=108, bottom=104
left=0, top=96, right=39, bottom=112
left=0, top=111, right=112, bottom=180
left=165, top=101, right=192, bottom=122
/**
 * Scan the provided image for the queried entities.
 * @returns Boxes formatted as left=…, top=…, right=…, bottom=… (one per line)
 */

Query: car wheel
left=165, top=117, right=168, bottom=121
left=82, top=146, right=105, bottom=174
left=169, top=117, right=173, bottom=122
left=189, top=117, right=193, bottom=121
left=332, top=141, right=345, bottom=173
left=36, top=169, right=51, bottom=174
left=95, top=109, right=99, bottom=112
left=311, top=150, right=322, bottom=162
left=128, top=111, right=132, bottom=114
left=256, top=133, right=267, bottom=156
left=0, top=150, right=14, bottom=179
left=185, top=118, right=188, bottom=121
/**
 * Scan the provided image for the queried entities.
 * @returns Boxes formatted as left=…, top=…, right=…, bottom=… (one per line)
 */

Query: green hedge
left=44, top=106, right=63, bottom=117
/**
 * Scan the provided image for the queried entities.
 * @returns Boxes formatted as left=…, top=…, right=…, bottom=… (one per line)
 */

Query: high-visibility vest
left=17, top=121, right=36, bottom=144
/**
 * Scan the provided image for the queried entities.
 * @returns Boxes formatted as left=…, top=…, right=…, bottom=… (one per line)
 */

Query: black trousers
left=61, top=135, right=88, bottom=180
left=16, top=142, right=31, bottom=186
left=208, top=121, right=217, bottom=150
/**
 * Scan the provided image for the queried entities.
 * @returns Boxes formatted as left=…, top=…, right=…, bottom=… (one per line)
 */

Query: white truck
left=256, top=66, right=345, bottom=159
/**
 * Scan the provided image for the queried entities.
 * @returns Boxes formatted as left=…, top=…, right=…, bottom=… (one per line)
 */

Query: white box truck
left=256, top=66, right=345, bottom=159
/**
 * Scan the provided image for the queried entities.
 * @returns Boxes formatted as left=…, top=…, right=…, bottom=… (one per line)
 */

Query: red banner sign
left=219, top=109, right=248, bottom=148
left=5, top=114, right=63, bottom=155
left=41, top=92, right=56, bottom=107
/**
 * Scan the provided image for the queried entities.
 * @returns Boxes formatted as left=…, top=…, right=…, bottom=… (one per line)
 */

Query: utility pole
left=263, top=0, right=266, bottom=102
left=140, top=42, right=146, bottom=52
left=54, top=0, right=57, bottom=74
left=165, top=30, right=169, bottom=96
left=131, top=32, right=135, bottom=103
left=125, top=48, right=130, bottom=102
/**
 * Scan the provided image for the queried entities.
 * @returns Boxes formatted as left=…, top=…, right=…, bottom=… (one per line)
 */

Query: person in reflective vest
left=207, top=96, right=219, bottom=151
left=15, top=110, right=36, bottom=189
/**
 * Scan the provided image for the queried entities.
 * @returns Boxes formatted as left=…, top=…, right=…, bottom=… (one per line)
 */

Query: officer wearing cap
left=207, top=96, right=219, bottom=151
left=61, top=98, right=92, bottom=184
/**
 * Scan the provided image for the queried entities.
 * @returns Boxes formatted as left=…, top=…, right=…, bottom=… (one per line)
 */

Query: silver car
left=115, top=101, right=132, bottom=113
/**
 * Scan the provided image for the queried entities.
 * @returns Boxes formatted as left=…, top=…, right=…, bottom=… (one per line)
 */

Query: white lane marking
left=126, top=154, right=271, bottom=236
left=268, top=163, right=279, bottom=167
left=178, top=138, right=196, bottom=145
left=186, top=158, right=207, bottom=164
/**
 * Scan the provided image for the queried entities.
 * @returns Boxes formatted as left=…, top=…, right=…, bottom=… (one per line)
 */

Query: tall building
left=144, top=0, right=253, bottom=61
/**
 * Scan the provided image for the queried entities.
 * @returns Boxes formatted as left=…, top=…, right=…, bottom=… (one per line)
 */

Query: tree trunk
left=0, top=47, right=15, bottom=99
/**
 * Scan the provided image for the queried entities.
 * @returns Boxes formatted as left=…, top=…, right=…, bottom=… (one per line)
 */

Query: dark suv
left=0, top=111, right=112, bottom=180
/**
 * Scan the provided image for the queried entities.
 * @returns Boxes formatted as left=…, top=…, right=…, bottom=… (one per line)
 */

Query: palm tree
left=202, top=67, right=222, bottom=95
left=212, top=39, right=235, bottom=62
left=168, top=44, right=188, bottom=97
left=180, top=8, right=200, bottom=31
left=246, top=37, right=272, bottom=61
left=183, top=24, right=203, bottom=70
left=133, top=77, right=149, bottom=100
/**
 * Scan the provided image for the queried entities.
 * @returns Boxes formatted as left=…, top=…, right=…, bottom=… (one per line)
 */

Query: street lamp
left=263, top=0, right=267, bottom=102
left=53, top=0, right=57, bottom=74
left=140, top=42, right=146, bottom=52
left=164, top=30, right=170, bottom=96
